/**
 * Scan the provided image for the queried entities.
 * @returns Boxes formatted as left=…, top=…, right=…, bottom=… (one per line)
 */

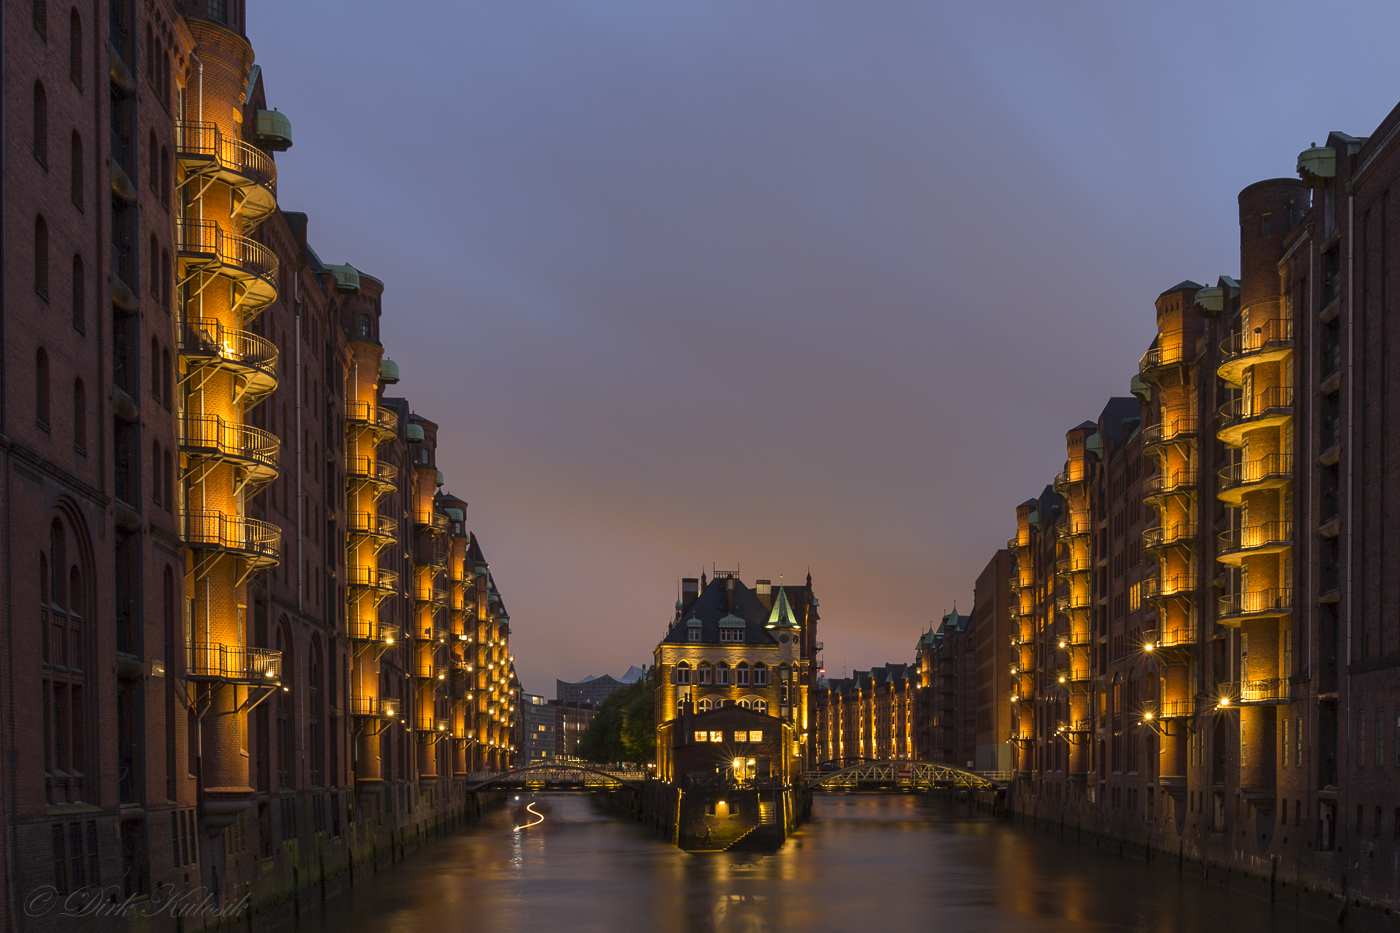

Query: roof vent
left=405, top=423, right=425, bottom=442
left=256, top=108, right=293, bottom=151
left=380, top=358, right=400, bottom=384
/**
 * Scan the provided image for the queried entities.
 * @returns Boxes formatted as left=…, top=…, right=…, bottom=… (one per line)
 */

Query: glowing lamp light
left=1058, top=640, right=1066, bottom=649
left=1218, top=697, right=1230, bottom=707
left=1143, top=711, right=1154, bottom=721
left=1058, top=675, right=1066, bottom=684
left=732, top=758, right=744, bottom=769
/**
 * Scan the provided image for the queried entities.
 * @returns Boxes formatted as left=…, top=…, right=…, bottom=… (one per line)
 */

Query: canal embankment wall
left=599, top=782, right=812, bottom=852
left=995, top=789, right=1399, bottom=922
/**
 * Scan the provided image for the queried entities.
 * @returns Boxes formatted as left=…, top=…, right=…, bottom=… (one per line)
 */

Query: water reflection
left=297, top=793, right=1353, bottom=933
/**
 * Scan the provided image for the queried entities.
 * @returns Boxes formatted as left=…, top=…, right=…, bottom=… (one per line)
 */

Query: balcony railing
left=1218, top=521, right=1292, bottom=560
left=180, top=414, right=279, bottom=477
left=1058, top=519, right=1092, bottom=539
left=1143, top=408, right=1196, bottom=447
left=345, top=401, right=399, bottom=436
left=416, top=659, right=447, bottom=681
left=414, top=511, right=450, bottom=533
left=1219, top=315, right=1293, bottom=367
left=1141, top=573, right=1196, bottom=601
left=1218, top=453, right=1292, bottom=499
left=1055, top=554, right=1091, bottom=575
left=1143, top=468, right=1197, bottom=499
left=346, top=616, right=398, bottom=645
left=1151, top=698, right=1195, bottom=719
left=1054, top=631, right=1091, bottom=648
left=1143, top=521, right=1196, bottom=550
left=175, top=121, right=277, bottom=200
left=1145, top=625, right=1196, bottom=651
left=346, top=565, right=399, bottom=593
left=186, top=643, right=281, bottom=684
left=1218, top=587, right=1293, bottom=622
left=415, top=582, right=448, bottom=605
left=1055, top=593, right=1090, bottom=613
left=1055, top=668, right=1091, bottom=685
left=1222, top=678, right=1290, bottom=705
left=1218, top=386, right=1294, bottom=443
left=350, top=696, right=400, bottom=719
left=175, top=219, right=278, bottom=302
left=1056, top=719, right=1093, bottom=734
left=177, top=317, right=278, bottom=394
left=346, top=456, right=399, bottom=488
left=1053, top=468, right=1086, bottom=494
left=1139, top=333, right=1187, bottom=376
left=182, top=511, right=279, bottom=565
left=346, top=511, right=398, bottom=540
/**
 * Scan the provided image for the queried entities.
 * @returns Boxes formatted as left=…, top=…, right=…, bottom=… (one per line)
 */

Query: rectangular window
left=694, top=731, right=708, bottom=743
left=708, top=731, right=722, bottom=743
left=1240, top=721, right=1246, bottom=767
left=733, top=731, right=747, bottom=743
left=688, top=629, right=700, bottom=642
left=1297, top=717, right=1303, bottom=767
left=1378, top=709, right=1385, bottom=767
left=1281, top=719, right=1288, bottom=766
left=748, top=731, right=763, bottom=743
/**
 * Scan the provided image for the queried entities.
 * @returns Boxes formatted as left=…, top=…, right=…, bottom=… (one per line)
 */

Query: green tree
left=578, top=679, right=655, bottom=765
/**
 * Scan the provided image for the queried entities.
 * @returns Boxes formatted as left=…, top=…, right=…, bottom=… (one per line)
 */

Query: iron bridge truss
left=805, top=761, right=1005, bottom=791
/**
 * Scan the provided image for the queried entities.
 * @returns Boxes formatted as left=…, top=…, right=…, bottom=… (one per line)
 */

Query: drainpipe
left=1307, top=238, right=1315, bottom=684
left=1345, top=193, right=1354, bottom=669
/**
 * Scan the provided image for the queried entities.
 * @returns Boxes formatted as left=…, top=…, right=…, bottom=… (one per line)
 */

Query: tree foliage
left=577, top=679, right=655, bottom=765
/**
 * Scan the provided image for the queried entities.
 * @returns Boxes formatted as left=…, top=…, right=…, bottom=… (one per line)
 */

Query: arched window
left=148, top=235, right=159, bottom=297
left=160, top=147, right=170, bottom=208
left=71, top=254, right=84, bottom=333
left=673, top=661, right=690, bottom=685
left=160, top=249, right=171, bottom=311
left=752, top=663, right=768, bottom=686
left=308, top=638, right=324, bottom=787
left=737, top=699, right=750, bottom=709
left=161, top=350, right=171, bottom=408
left=696, top=661, right=712, bottom=685
left=32, top=82, right=47, bottom=165
left=36, top=347, right=50, bottom=427
left=716, top=661, right=730, bottom=686
left=753, top=699, right=768, bottom=715
left=735, top=662, right=750, bottom=687
left=34, top=215, right=49, bottom=298
left=69, top=131, right=82, bottom=210
left=72, top=379, right=85, bottom=452
left=359, top=314, right=369, bottom=337
left=698, top=698, right=712, bottom=712
left=149, top=337, right=160, bottom=400
left=68, top=9, right=82, bottom=88
left=676, top=697, right=686, bottom=715
left=43, top=516, right=90, bottom=804
left=163, top=449, right=173, bottom=509
left=151, top=442, right=161, bottom=504
left=147, top=130, right=158, bottom=195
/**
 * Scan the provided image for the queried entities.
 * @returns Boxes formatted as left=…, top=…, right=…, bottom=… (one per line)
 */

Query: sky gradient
left=248, top=1, right=1400, bottom=694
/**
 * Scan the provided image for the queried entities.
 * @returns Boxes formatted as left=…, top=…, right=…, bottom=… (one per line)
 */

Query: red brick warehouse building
left=0, top=0, right=523, bottom=924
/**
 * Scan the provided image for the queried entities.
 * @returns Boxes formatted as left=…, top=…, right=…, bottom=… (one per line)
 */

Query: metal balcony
left=414, top=582, right=448, bottom=606
left=1217, top=521, right=1292, bottom=565
left=1053, top=468, right=1086, bottom=496
left=180, top=414, right=279, bottom=484
left=346, top=614, right=398, bottom=645
left=1055, top=593, right=1090, bottom=614
left=177, top=317, right=278, bottom=399
left=1143, top=521, right=1196, bottom=550
left=1217, top=453, right=1292, bottom=505
left=350, top=696, right=401, bottom=719
left=1138, top=333, right=1188, bottom=383
left=182, top=510, right=279, bottom=568
left=346, top=456, right=399, bottom=494
left=174, top=122, right=277, bottom=227
left=175, top=219, right=278, bottom=311
left=414, top=510, right=450, bottom=535
left=346, top=511, right=398, bottom=545
left=1142, top=409, right=1196, bottom=449
left=1058, top=519, right=1092, bottom=540
left=1055, top=554, right=1091, bottom=576
left=346, top=566, right=399, bottom=599
left=1221, top=678, right=1291, bottom=706
left=1055, top=668, right=1091, bottom=687
left=1142, top=468, right=1197, bottom=503
left=1141, top=573, right=1195, bottom=601
left=345, top=401, right=398, bottom=440
left=1149, top=698, right=1195, bottom=720
left=416, top=659, right=448, bottom=682
left=1054, top=631, right=1091, bottom=649
left=1218, top=587, right=1292, bottom=625
left=1218, top=312, right=1293, bottom=386
left=186, top=644, right=281, bottom=685
left=1217, top=386, right=1294, bottom=447
left=1144, top=625, right=1196, bottom=652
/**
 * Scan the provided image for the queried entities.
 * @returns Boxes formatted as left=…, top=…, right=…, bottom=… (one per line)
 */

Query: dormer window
left=720, top=628, right=744, bottom=642
left=688, top=627, right=701, bottom=642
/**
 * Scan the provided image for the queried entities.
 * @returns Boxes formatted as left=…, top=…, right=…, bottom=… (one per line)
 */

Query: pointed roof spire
left=766, top=586, right=800, bottom=629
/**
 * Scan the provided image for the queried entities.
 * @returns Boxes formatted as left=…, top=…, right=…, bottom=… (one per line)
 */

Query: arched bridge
left=464, top=764, right=646, bottom=792
left=805, top=761, right=1008, bottom=791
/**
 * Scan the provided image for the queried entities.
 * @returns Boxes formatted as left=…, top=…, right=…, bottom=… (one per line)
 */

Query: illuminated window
left=753, top=699, right=768, bottom=715
left=698, top=698, right=712, bottom=712
left=708, top=731, right=722, bottom=742
left=694, top=731, right=708, bottom=742
left=1128, top=583, right=1141, bottom=613
left=748, top=731, right=763, bottom=743
left=697, top=662, right=712, bottom=685
left=733, top=731, right=747, bottom=743
left=673, top=662, right=690, bottom=685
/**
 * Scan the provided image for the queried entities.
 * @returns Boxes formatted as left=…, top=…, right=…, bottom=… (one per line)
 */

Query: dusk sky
left=250, top=2, right=1400, bottom=694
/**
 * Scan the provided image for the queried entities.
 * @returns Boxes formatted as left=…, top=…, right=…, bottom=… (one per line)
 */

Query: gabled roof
left=766, top=587, right=801, bottom=629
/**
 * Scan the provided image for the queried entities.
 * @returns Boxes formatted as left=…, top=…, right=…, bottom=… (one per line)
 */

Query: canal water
left=298, top=794, right=1363, bottom=933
